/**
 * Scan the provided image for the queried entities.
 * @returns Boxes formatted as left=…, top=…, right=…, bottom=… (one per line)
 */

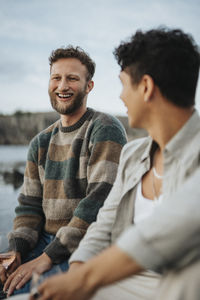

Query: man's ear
left=86, top=80, right=94, bottom=94
left=141, top=74, right=155, bottom=102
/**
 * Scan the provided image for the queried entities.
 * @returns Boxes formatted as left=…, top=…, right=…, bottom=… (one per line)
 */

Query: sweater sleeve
left=69, top=152, right=125, bottom=264
left=8, top=137, right=45, bottom=258
left=116, top=168, right=200, bottom=273
left=44, top=121, right=127, bottom=263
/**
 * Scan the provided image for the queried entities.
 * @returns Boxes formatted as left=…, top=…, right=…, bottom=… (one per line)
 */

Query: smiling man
left=0, top=46, right=127, bottom=297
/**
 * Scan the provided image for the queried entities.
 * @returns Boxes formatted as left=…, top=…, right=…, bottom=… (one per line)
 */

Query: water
left=0, top=145, right=28, bottom=170
left=0, top=145, right=28, bottom=235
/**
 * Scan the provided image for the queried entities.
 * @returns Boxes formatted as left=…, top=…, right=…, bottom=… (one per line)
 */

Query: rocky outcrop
left=0, top=111, right=147, bottom=145
left=0, top=111, right=60, bottom=145
left=2, top=169, right=23, bottom=189
left=0, top=161, right=25, bottom=189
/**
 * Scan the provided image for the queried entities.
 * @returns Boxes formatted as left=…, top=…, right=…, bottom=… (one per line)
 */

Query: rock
left=0, top=111, right=59, bottom=145
left=0, top=161, right=25, bottom=189
left=3, top=169, right=23, bottom=189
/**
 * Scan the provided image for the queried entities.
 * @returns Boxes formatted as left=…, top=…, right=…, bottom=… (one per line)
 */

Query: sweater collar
left=59, top=108, right=94, bottom=133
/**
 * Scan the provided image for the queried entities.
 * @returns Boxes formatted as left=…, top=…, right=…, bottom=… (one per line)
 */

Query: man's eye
left=52, top=77, right=60, bottom=80
left=69, top=77, right=77, bottom=81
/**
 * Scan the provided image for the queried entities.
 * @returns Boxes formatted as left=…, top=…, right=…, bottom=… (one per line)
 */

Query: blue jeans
left=13, top=231, right=69, bottom=295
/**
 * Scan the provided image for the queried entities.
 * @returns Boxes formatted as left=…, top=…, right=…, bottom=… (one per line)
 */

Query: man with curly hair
left=36, top=28, right=200, bottom=300
left=0, top=46, right=127, bottom=297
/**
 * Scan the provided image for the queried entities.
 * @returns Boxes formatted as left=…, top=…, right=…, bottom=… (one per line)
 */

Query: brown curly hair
left=49, top=45, right=96, bottom=81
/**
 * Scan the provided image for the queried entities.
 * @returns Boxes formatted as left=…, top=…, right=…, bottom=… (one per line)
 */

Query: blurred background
left=0, top=0, right=200, bottom=234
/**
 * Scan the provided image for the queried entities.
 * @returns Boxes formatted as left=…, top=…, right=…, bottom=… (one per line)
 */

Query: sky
left=0, top=0, right=200, bottom=116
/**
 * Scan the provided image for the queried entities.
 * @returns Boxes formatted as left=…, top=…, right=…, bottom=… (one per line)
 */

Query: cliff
left=0, top=111, right=147, bottom=145
left=0, top=111, right=60, bottom=145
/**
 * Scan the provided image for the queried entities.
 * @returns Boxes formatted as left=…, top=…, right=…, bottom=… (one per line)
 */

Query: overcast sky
left=1, top=0, right=200, bottom=116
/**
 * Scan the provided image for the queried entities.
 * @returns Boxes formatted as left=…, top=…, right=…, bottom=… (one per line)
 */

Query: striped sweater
left=9, top=108, right=127, bottom=263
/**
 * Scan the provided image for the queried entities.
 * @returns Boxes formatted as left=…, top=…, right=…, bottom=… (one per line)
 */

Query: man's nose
left=58, top=79, right=69, bottom=91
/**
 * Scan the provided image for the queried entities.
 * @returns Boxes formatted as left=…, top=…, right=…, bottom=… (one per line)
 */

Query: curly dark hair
left=49, top=46, right=96, bottom=81
left=114, top=27, right=200, bottom=107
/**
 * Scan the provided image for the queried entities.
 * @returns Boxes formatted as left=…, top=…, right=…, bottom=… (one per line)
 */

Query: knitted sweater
left=9, top=108, right=127, bottom=263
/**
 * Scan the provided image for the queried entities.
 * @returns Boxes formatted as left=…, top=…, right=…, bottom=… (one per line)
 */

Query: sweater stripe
left=22, top=177, right=42, bottom=197
left=88, top=161, right=119, bottom=185
left=43, top=198, right=80, bottom=220
left=48, top=144, right=73, bottom=161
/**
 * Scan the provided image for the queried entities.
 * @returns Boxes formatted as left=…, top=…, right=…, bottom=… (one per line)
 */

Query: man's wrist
left=69, top=261, right=84, bottom=272
left=74, top=245, right=143, bottom=294
left=78, top=263, right=102, bottom=296
left=41, top=252, right=52, bottom=265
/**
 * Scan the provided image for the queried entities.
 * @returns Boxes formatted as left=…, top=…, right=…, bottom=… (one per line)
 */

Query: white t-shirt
left=134, top=180, right=163, bottom=279
left=134, top=180, right=163, bottom=224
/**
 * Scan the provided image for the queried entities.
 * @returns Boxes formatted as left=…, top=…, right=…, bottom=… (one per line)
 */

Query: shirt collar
left=164, top=109, right=200, bottom=158
left=140, top=136, right=154, bottom=162
left=140, top=109, right=200, bottom=162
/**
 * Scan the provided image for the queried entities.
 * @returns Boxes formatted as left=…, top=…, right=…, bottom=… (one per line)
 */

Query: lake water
left=0, top=145, right=28, bottom=235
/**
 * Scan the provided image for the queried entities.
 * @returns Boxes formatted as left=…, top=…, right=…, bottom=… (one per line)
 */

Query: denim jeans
left=13, top=231, right=69, bottom=295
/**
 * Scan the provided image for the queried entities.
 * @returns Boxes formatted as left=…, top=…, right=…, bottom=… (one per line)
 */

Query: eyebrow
left=50, top=73, right=80, bottom=78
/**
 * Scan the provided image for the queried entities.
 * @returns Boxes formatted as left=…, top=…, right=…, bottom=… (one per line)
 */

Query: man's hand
left=37, top=267, right=94, bottom=300
left=0, top=252, right=21, bottom=284
left=68, top=261, right=83, bottom=273
left=0, top=266, right=7, bottom=286
left=4, top=252, right=52, bottom=297
left=37, top=245, right=143, bottom=300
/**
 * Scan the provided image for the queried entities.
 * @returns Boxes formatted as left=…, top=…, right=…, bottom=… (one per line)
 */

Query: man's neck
left=148, top=104, right=194, bottom=151
left=60, top=106, right=87, bottom=127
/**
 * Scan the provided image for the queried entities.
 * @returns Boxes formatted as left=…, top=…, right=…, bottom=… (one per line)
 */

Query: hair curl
left=114, top=27, right=200, bottom=107
left=49, top=46, right=95, bottom=81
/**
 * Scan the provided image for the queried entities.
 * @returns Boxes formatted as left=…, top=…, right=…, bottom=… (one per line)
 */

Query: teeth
left=58, top=93, right=73, bottom=98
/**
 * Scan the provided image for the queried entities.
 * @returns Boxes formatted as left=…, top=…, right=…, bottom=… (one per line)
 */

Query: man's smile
left=56, top=93, right=74, bottom=100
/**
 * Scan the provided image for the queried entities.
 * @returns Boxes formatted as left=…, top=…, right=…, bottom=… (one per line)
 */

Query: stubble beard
left=50, top=87, right=87, bottom=115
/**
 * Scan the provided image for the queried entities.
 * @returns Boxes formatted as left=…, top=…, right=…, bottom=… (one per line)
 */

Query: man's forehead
left=50, top=69, right=80, bottom=76
left=50, top=58, right=87, bottom=75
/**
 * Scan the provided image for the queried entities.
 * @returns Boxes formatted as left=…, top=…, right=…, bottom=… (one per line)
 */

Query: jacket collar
left=141, top=110, right=200, bottom=161
left=140, top=136, right=154, bottom=162
left=164, top=110, right=200, bottom=159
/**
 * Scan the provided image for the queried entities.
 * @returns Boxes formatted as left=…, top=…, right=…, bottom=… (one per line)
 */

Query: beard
left=49, top=87, right=87, bottom=115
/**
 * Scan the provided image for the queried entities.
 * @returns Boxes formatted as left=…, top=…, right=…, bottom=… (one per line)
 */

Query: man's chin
left=50, top=92, right=86, bottom=115
left=51, top=103, right=80, bottom=115
left=53, top=107, right=71, bottom=115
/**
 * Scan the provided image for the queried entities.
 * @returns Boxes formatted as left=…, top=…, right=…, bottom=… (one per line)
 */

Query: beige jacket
left=70, top=111, right=200, bottom=272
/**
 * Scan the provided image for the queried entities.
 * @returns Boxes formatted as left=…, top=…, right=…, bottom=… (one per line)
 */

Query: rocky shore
left=0, top=162, right=25, bottom=189
left=0, top=111, right=60, bottom=145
